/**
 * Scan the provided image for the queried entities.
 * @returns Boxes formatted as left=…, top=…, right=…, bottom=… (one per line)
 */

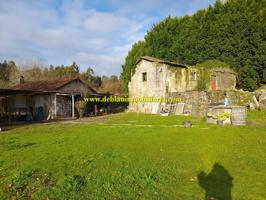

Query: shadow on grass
left=198, top=163, right=233, bottom=200
left=0, top=118, right=78, bottom=132
left=7, top=142, right=37, bottom=150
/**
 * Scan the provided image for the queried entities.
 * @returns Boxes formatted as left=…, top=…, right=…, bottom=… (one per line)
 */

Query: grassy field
left=0, top=111, right=266, bottom=199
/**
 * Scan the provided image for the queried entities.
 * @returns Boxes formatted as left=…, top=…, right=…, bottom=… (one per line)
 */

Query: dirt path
left=58, top=113, right=125, bottom=124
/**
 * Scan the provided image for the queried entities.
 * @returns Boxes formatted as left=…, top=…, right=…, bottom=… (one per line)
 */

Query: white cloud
left=68, top=52, right=123, bottom=75
left=0, top=0, right=215, bottom=76
left=0, top=0, right=147, bottom=76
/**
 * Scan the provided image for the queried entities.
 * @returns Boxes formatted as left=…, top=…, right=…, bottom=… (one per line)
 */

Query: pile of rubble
left=249, top=86, right=266, bottom=110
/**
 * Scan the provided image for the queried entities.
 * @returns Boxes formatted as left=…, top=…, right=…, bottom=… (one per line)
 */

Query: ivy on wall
left=195, top=60, right=232, bottom=91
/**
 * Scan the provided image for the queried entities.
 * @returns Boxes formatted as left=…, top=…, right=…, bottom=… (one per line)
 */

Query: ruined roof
left=10, top=77, right=97, bottom=94
left=194, top=60, right=236, bottom=74
left=211, top=67, right=237, bottom=74
left=136, top=56, right=188, bottom=68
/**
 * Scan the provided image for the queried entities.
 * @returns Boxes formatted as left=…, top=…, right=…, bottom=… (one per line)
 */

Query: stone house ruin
left=0, top=76, right=100, bottom=122
left=128, top=56, right=237, bottom=115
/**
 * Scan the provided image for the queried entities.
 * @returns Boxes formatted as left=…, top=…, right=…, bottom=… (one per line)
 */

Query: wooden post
left=72, top=94, right=75, bottom=118
left=8, top=112, right=11, bottom=124
left=54, top=94, right=57, bottom=118
left=94, top=104, right=98, bottom=116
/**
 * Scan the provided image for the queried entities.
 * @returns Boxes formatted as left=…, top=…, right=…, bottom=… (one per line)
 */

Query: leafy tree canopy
left=195, top=60, right=231, bottom=69
left=120, top=0, right=266, bottom=92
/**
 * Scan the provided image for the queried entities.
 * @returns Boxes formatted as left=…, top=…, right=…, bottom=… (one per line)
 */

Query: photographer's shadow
left=198, top=163, right=233, bottom=200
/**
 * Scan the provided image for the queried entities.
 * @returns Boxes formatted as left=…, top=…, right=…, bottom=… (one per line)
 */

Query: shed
left=0, top=76, right=99, bottom=122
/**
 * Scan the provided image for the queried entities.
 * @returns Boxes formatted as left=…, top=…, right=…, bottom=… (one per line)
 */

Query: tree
left=80, top=67, right=95, bottom=84
left=120, top=40, right=146, bottom=93
left=121, top=0, right=266, bottom=92
left=263, top=67, right=266, bottom=83
left=0, top=60, right=19, bottom=87
left=91, top=76, right=102, bottom=88
left=110, top=75, right=119, bottom=82
left=70, top=61, right=79, bottom=73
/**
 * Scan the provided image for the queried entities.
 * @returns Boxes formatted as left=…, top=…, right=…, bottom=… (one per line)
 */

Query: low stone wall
left=167, top=90, right=253, bottom=116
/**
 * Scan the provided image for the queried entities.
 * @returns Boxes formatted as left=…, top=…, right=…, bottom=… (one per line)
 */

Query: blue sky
left=0, top=0, right=216, bottom=76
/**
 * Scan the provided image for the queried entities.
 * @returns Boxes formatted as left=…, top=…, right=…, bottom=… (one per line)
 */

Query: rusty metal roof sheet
left=9, top=77, right=98, bottom=95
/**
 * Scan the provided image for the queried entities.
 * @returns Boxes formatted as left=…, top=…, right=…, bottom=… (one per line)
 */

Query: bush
left=75, top=101, right=87, bottom=117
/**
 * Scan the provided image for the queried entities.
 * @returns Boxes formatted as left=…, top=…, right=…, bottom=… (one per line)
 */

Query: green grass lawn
left=0, top=111, right=266, bottom=199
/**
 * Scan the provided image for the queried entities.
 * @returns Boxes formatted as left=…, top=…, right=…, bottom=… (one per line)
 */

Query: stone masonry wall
left=167, top=90, right=253, bottom=116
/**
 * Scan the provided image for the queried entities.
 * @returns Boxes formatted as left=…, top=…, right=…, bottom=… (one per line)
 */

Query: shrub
left=75, top=100, right=87, bottom=117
